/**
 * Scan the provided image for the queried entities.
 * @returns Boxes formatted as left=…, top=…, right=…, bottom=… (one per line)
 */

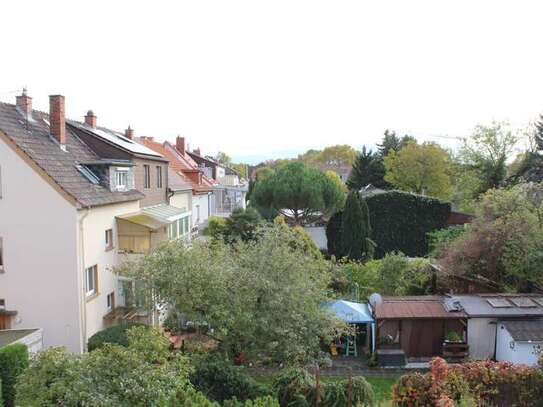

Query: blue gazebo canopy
left=325, top=300, right=374, bottom=324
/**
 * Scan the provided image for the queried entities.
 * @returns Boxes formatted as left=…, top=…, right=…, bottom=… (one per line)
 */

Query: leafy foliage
left=340, top=192, right=373, bottom=261
left=384, top=141, right=452, bottom=198
left=365, top=191, right=451, bottom=257
left=190, top=354, right=269, bottom=402
left=0, top=344, right=28, bottom=407
left=393, top=358, right=543, bottom=407
left=458, top=121, right=518, bottom=194
left=272, top=368, right=374, bottom=407
left=427, top=225, right=466, bottom=257
left=206, top=208, right=263, bottom=243
left=87, top=322, right=145, bottom=351
left=439, top=183, right=543, bottom=290
left=340, top=253, right=432, bottom=298
left=251, top=162, right=345, bottom=225
left=118, top=223, right=345, bottom=364
left=16, top=328, right=192, bottom=406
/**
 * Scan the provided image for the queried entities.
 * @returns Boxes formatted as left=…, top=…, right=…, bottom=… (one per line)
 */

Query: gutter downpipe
left=78, top=207, right=90, bottom=352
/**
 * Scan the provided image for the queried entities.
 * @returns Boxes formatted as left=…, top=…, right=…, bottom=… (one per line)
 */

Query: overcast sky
left=1, top=1, right=542, bottom=163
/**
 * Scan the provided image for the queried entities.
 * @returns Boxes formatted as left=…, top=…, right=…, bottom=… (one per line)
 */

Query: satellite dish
left=368, top=293, right=383, bottom=308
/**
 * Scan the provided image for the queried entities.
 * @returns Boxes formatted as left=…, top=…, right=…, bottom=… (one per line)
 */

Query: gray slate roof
left=446, top=294, right=543, bottom=318
left=0, top=102, right=143, bottom=207
left=502, top=320, right=543, bottom=342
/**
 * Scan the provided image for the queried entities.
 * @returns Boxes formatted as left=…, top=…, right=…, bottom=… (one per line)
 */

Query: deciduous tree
left=384, top=141, right=452, bottom=198
left=118, top=224, right=345, bottom=364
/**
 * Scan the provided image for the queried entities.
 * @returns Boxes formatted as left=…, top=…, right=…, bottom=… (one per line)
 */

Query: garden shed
left=496, top=320, right=543, bottom=366
left=374, top=296, right=466, bottom=360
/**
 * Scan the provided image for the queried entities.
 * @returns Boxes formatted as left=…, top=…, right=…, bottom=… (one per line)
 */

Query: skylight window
left=487, top=298, right=512, bottom=308
left=76, top=164, right=100, bottom=184
left=509, top=297, right=537, bottom=308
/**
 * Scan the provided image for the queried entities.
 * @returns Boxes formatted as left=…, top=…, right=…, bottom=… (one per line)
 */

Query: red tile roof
left=135, top=137, right=213, bottom=194
left=375, top=296, right=466, bottom=319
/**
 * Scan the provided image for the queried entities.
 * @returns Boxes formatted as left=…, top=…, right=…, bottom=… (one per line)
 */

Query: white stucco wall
left=467, top=318, right=497, bottom=360
left=496, top=322, right=543, bottom=366
left=192, top=193, right=210, bottom=227
left=0, top=138, right=83, bottom=352
left=170, top=190, right=192, bottom=212
left=80, top=200, right=140, bottom=348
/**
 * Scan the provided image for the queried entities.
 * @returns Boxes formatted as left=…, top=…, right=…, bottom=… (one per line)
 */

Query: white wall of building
left=80, top=200, right=140, bottom=347
left=170, top=190, right=192, bottom=213
left=192, top=193, right=210, bottom=227
left=0, top=138, right=83, bottom=352
left=304, top=226, right=327, bottom=250
left=467, top=317, right=497, bottom=360
left=496, top=322, right=543, bottom=366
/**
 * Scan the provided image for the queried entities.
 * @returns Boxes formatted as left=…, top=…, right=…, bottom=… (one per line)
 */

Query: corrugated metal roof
left=376, top=296, right=466, bottom=319
left=502, top=320, right=543, bottom=342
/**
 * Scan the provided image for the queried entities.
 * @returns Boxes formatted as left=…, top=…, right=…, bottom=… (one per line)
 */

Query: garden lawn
left=252, top=374, right=398, bottom=403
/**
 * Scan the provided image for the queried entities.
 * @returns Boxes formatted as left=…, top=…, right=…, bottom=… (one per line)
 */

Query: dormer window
left=115, top=167, right=129, bottom=190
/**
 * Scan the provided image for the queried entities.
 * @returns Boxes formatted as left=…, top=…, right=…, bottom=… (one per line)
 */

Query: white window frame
left=85, top=265, right=98, bottom=297
left=143, top=165, right=151, bottom=189
left=156, top=166, right=162, bottom=188
left=115, top=168, right=129, bottom=190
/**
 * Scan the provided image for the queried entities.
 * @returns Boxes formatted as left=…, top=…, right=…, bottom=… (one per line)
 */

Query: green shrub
left=365, top=191, right=451, bottom=257
left=272, top=367, right=316, bottom=406
left=0, top=344, right=29, bottom=407
left=322, top=377, right=374, bottom=407
left=427, top=225, right=466, bottom=257
left=223, top=396, right=280, bottom=407
left=0, top=377, right=3, bottom=407
left=87, top=322, right=145, bottom=351
left=190, top=354, right=269, bottom=402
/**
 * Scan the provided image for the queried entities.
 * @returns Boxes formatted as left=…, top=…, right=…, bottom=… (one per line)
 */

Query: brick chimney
left=176, top=136, right=185, bottom=155
left=84, top=110, right=96, bottom=128
left=125, top=126, right=134, bottom=139
left=16, top=88, right=32, bottom=115
left=49, top=95, right=66, bottom=149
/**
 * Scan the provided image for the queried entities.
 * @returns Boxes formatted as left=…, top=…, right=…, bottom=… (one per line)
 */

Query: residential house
left=136, top=136, right=214, bottom=230
left=444, top=293, right=543, bottom=363
left=0, top=91, right=183, bottom=352
left=188, top=147, right=248, bottom=216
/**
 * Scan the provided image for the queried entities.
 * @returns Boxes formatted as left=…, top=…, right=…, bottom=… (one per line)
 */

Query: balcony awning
left=116, top=204, right=189, bottom=231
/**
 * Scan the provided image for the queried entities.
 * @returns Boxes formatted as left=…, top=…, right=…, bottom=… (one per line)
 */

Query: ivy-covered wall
left=365, top=191, right=450, bottom=258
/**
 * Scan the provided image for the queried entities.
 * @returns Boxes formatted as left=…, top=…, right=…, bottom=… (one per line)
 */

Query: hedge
left=327, top=191, right=450, bottom=259
left=0, top=344, right=29, bottom=407
left=87, top=323, right=145, bottom=351
left=365, top=191, right=450, bottom=258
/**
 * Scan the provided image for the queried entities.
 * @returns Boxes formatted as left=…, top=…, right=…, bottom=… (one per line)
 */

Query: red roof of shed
left=375, top=296, right=466, bottom=319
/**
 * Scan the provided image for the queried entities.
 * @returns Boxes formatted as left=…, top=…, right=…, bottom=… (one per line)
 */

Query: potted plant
left=444, top=331, right=462, bottom=343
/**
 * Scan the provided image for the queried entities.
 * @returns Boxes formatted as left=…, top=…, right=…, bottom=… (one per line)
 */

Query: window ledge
left=86, top=292, right=99, bottom=303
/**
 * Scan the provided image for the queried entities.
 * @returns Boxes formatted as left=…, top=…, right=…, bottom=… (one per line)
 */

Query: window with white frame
left=156, top=166, right=163, bottom=188
left=167, top=216, right=191, bottom=240
left=85, top=265, right=98, bottom=297
left=115, top=168, right=129, bottom=190
left=143, top=165, right=151, bottom=189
